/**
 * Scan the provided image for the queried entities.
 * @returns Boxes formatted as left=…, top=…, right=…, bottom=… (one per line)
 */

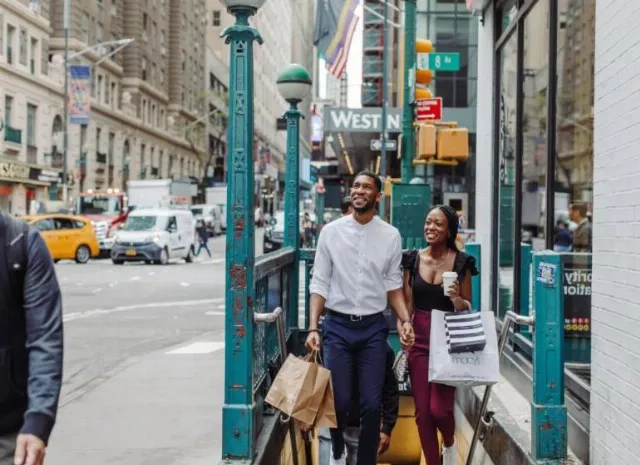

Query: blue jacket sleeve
left=19, top=229, right=64, bottom=445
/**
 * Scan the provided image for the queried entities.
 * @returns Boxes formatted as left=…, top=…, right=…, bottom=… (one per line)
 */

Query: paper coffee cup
left=442, top=271, right=458, bottom=296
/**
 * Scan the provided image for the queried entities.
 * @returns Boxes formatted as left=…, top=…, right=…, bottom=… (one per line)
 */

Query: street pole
left=62, top=0, right=70, bottom=206
left=379, top=0, right=389, bottom=219
left=401, top=0, right=416, bottom=183
left=220, top=1, right=263, bottom=460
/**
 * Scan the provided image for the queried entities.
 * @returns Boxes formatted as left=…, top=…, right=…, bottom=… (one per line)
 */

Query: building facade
left=473, top=0, right=594, bottom=462
left=205, top=45, right=228, bottom=186
left=0, top=0, right=207, bottom=215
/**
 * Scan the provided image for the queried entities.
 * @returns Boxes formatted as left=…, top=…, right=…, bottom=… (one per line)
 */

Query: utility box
left=417, top=124, right=436, bottom=159
left=437, top=128, right=469, bottom=160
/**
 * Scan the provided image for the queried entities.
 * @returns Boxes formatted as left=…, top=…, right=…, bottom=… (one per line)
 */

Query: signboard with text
left=562, top=253, right=591, bottom=337
left=69, top=65, right=92, bottom=125
left=324, top=107, right=403, bottom=133
left=416, top=97, right=443, bottom=121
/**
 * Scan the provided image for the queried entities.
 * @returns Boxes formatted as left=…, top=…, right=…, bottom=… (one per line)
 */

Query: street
left=46, top=231, right=269, bottom=465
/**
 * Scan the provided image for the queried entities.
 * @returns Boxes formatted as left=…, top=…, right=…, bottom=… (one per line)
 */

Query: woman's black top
left=401, top=249, right=478, bottom=312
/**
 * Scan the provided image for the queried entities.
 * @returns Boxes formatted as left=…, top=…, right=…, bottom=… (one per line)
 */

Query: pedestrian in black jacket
left=0, top=214, right=63, bottom=465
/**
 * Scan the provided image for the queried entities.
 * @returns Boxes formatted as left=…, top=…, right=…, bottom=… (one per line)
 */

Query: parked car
left=22, top=213, right=100, bottom=264
left=263, top=211, right=305, bottom=252
left=111, top=208, right=195, bottom=264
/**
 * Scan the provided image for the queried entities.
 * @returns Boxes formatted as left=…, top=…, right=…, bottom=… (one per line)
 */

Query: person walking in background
left=340, top=196, right=352, bottom=216
left=401, top=205, right=478, bottom=465
left=195, top=219, right=212, bottom=258
left=306, top=170, right=414, bottom=465
left=0, top=213, right=64, bottom=465
left=554, top=218, right=573, bottom=252
left=570, top=202, right=592, bottom=252
left=317, top=343, right=399, bottom=465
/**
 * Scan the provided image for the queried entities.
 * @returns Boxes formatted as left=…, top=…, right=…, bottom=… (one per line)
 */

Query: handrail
left=253, top=306, right=299, bottom=465
left=465, top=311, right=535, bottom=465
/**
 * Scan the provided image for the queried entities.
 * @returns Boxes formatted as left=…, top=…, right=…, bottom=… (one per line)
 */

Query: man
left=307, top=170, right=414, bottom=465
left=340, top=196, right=352, bottom=216
left=0, top=214, right=64, bottom=465
left=570, top=202, right=592, bottom=252
left=318, top=343, right=399, bottom=465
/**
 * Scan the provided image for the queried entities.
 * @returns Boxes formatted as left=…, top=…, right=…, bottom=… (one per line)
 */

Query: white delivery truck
left=205, top=186, right=228, bottom=230
left=127, top=179, right=197, bottom=210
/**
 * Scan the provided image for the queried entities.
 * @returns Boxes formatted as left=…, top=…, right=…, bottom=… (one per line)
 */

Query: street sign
left=417, top=53, right=461, bottom=72
left=370, top=139, right=397, bottom=151
left=429, top=53, right=460, bottom=71
left=416, top=97, right=443, bottom=121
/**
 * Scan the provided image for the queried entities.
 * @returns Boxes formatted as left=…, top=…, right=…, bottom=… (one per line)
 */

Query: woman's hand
left=397, top=320, right=415, bottom=349
left=446, top=280, right=460, bottom=301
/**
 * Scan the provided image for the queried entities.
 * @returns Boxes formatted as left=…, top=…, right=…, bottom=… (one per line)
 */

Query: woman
left=400, top=205, right=478, bottom=465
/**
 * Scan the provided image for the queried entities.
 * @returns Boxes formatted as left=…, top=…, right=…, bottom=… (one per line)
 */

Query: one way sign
left=370, top=139, right=397, bottom=151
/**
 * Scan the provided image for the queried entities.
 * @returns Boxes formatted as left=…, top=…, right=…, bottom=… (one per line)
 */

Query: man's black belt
left=326, top=309, right=380, bottom=322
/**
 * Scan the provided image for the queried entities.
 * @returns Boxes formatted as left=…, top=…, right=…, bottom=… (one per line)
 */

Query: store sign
left=0, top=160, right=30, bottom=179
left=324, top=107, right=403, bottom=133
left=562, top=254, right=592, bottom=336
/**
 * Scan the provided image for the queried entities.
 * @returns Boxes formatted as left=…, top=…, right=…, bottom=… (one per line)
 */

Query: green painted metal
left=220, top=6, right=263, bottom=461
left=531, top=252, right=567, bottom=460
left=283, top=100, right=303, bottom=331
left=379, top=0, right=389, bottom=219
left=390, top=182, right=430, bottom=249
left=464, top=243, right=481, bottom=311
left=428, top=52, right=460, bottom=71
left=520, top=243, right=532, bottom=336
left=4, top=125, right=22, bottom=144
left=315, top=190, right=325, bottom=241
left=401, top=0, right=416, bottom=183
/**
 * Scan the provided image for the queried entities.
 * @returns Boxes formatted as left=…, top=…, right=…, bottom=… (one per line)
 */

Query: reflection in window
left=522, top=1, right=549, bottom=249
left=556, top=0, right=594, bottom=229
left=497, top=33, right=517, bottom=318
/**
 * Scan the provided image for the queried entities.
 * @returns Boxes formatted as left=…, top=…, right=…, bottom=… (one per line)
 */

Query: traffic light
left=415, top=39, right=433, bottom=100
left=437, top=127, right=469, bottom=160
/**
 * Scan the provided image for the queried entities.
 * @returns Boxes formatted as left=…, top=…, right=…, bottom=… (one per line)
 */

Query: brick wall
left=590, top=1, right=640, bottom=463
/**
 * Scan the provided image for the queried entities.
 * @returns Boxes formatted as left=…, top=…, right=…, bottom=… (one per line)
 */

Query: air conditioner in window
left=29, top=0, right=40, bottom=14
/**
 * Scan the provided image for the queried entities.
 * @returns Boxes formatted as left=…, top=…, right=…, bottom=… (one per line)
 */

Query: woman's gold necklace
left=427, top=249, right=451, bottom=269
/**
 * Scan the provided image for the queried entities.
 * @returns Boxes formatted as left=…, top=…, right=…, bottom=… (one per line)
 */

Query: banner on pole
left=69, top=65, right=91, bottom=125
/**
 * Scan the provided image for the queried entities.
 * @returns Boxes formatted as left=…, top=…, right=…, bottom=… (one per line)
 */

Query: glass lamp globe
left=277, top=64, right=312, bottom=103
left=221, top=0, right=266, bottom=11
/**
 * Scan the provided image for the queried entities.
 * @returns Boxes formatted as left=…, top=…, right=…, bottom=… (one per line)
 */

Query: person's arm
left=20, top=229, right=64, bottom=444
left=450, top=270, right=472, bottom=311
left=380, top=350, right=399, bottom=436
left=308, top=227, right=332, bottom=331
left=385, top=233, right=411, bottom=323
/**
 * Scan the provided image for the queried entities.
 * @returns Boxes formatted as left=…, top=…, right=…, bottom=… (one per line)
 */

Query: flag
left=314, top=0, right=360, bottom=66
left=68, top=65, right=92, bottom=125
left=326, top=13, right=359, bottom=79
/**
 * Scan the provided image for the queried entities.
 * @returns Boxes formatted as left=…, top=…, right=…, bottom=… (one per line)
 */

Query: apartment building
left=0, top=0, right=208, bottom=214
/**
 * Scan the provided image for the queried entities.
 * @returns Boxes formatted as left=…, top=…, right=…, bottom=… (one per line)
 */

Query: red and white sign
left=416, top=97, right=443, bottom=121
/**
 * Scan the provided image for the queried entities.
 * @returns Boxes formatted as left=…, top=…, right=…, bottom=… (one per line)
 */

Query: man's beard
left=353, top=199, right=376, bottom=213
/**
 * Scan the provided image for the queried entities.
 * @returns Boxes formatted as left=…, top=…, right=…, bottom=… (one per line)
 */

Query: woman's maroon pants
left=408, top=310, right=456, bottom=465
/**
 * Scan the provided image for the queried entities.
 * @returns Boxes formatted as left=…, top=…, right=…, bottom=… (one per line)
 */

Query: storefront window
left=556, top=0, right=594, bottom=248
left=498, top=0, right=518, bottom=35
left=496, top=32, right=518, bottom=318
left=521, top=1, right=549, bottom=249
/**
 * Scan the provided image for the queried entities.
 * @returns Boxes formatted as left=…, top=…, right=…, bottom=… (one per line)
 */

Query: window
left=96, top=127, right=102, bottom=152
left=105, top=76, right=110, bottom=104
left=0, top=15, right=4, bottom=56
left=142, top=57, right=147, bottom=80
left=81, top=13, right=90, bottom=44
left=27, top=104, right=37, bottom=146
left=143, top=13, right=148, bottom=39
left=97, top=75, right=103, bottom=102
left=96, top=22, right=104, bottom=43
left=34, top=218, right=54, bottom=231
left=19, top=27, right=27, bottom=65
left=4, top=95, right=13, bottom=125
left=7, top=24, right=15, bottom=64
left=212, top=10, right=221, bottom=26
left=111, top=0, right=117, bottom=17
left=29, top=37, right=37, bottom=74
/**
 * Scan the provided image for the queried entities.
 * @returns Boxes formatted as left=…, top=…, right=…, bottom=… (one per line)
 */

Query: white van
left=111, top=208, right=195, bottom=265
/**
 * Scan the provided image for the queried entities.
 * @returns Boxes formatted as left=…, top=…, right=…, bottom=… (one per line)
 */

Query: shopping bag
left=428, top=310, right=499, bottom=387
left=444, top=311, right=487, bottom=353
left=265, top=351, right=330, bottom=425
left=314, top=374, right=338, bottom=428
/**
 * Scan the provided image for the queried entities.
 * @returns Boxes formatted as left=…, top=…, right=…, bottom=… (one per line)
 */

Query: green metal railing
left=4, top=125, right=22, bottom=144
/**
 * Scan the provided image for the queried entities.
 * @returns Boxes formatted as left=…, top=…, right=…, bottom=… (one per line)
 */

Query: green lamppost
left=277, top=64, right=312, bottom=330
left=401, top=0, right=417, bottom=183
left=220, top=0, right=265, bottom=460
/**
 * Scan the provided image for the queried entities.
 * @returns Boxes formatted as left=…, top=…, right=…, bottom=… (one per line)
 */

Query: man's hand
left=305, top=330, right=320, bottom=351
left=14, top=434, right=45, bottom=465
left=397, top=321, right=415, bottom=349
left=377, top=432, right=391, bottom=455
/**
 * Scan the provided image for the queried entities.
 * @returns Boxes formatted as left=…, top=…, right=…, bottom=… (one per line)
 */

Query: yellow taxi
left=22, top=214, right=100, bottom=264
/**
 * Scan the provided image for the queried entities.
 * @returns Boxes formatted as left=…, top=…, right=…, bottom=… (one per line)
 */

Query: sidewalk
left=47, top=333, right=225, bottom=465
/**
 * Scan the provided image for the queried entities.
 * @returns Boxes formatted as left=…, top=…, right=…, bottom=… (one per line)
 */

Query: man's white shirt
left=309, top=215, right=403, bottom=316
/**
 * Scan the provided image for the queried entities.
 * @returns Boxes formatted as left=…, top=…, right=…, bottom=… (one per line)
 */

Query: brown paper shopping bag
left=314, top=374, right=337, bottom=428
left=265, top=351, right=329, bottom=425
